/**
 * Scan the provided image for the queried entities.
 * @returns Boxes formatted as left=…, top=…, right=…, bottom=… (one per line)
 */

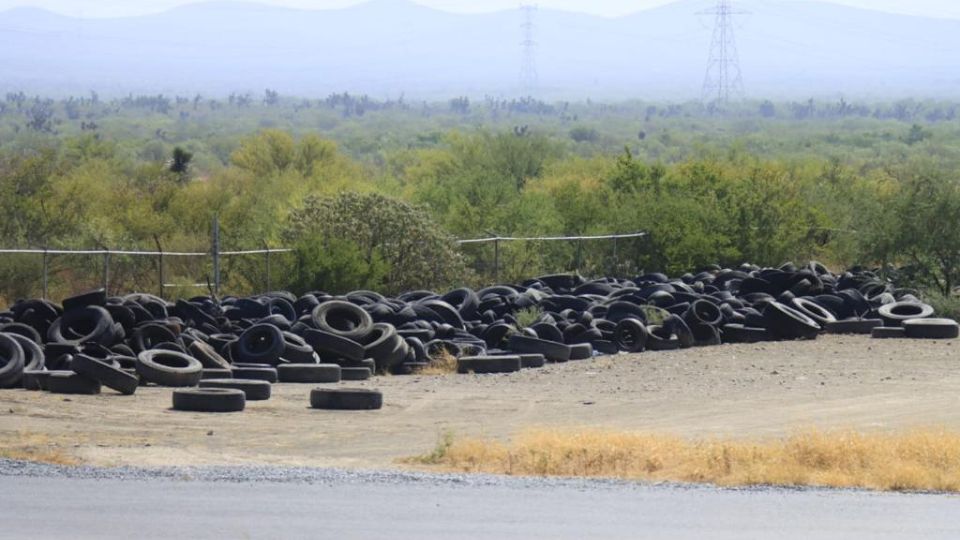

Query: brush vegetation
left=412, top=428, right=960, bottom=493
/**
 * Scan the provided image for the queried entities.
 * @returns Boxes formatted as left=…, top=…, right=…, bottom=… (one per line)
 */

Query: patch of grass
left=0, top=432, right=80, bottom=466
left=514, top=307, right=543, bottom=329
left=415, top=349, right=458, bottom=375
left=408, top=429, right=456, bottom=465
left=924, top=291, right=960, bottom=321
left=410, top=428, right=960, bottom=493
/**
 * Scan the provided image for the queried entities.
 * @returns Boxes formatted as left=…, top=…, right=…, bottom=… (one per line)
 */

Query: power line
left=701, top=0, right=746, bottom=105
left=520, top=4, right=539, bottom=98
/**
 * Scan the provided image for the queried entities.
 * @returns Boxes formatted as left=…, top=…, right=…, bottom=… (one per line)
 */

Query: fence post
left=154, top=236, right=164, bottom=299
left=612, top=236, right=619, bottom=276
left=102, top=249, right=110, bottom=295
left=263, top=240, right=271, bottom=293
left=42, top=248, right=49, bottom=300
left=576, top=238, right=583, bottom=273
left=212, top=216, right=221, bottom=296
left=493, top=237, right=500, bottom=285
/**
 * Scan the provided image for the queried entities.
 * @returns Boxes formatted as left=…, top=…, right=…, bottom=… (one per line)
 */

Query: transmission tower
left=700, top=0, right=746, bottom=105
left=520, top=4, right=539, bottom=97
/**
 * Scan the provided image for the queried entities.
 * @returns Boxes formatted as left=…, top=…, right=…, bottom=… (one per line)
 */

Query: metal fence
left=0, top=231, right=649, bottom=301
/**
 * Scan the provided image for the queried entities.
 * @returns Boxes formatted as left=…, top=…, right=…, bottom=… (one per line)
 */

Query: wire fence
left=0, top=231, right=649, bottom=301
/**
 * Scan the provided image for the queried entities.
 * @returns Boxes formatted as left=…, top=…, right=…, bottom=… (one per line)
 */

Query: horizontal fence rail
left=456, top=232, right=648, bottom=245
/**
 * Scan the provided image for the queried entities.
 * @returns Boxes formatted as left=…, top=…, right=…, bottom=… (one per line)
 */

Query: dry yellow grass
left=415, top=349, right=458, bottom=375
left=0, top=432, right=80, bottom=466
left=410, top=428, right=960, bottom=493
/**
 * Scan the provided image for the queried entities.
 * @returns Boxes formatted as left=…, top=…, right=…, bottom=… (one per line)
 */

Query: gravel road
left=1, top=460, right=957, bottom=540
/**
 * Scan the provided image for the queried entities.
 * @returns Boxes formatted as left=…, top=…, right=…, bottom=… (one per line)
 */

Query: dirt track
left=1, top=335, right=958, bottom=469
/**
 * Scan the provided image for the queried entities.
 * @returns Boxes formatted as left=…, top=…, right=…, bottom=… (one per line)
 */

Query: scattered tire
left=0, top=333, right=25, bottom=388
left=231, top=366, right=279, bottom=383
left=519, top=354, right=546, bottom=368
left=568, top=343, right=594, bottom=361
left=310, top=388, right=383, bottom=410
left=878, top=302, right=935, bottom=327
left=763, top=302, right=821, bottom=340
left=507, top=335, right=572, bottom=363
left=871, top=326, right=906, bottom=339
left=304, top=329, right=364, bottom=362
left=172, top=388, right=245, bottom=413
left=824, top=319, right=882, bottom=335
left=136, top=350, right=203, bottom=387
left=47, top=372, right=101, bottom=395
left=902, top=318, right=960, bottom=340
left=200, top=368, right=233, bottom=380
left=613, top=318, right=647, bottom=353
left=22, top=369, right=49, bottom=391
left=199, top=379, right=271, bottom=401
left=457, top=356, right=522, bottom=374
left=277, top=363, right=341, bottom=383
left=340, top=367, right=371, bottom=381
left=71, top=354, right=138, bottom=395
left=236, top=324, right=285, bottom=365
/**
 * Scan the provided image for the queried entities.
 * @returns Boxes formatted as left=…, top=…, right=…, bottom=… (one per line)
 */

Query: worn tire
left=47, top=372, right=101, bottom=395
left=172, top=388, right=245, bottom=413
left=188, top=341, right=232, bottom=370
left=613, top=318, right=647, bottom=353
left=763, top=302, right=821, bottom=340
left=22, top=369, right=49, bottom=391
left=871, top=326, right=907, bottom=339
left=507, top=335, right=572, bottom=363
left=340, top=367, right=371, bottom=381
left=277, top=364, right=341, bottom=383
left=824, top=319, right=882, bottom=335
left=902, top=318, right=960, bottom=340
left=201, top=368, right=234, bottom=380
left=568, top=343, right=594, bottom=360
left=0, top=333, right=25, bottom=388
left=236, top=324, right=286, bottom=365
left=199, top=379, right=271, bottom=401
left=878, top=302, right=935, bottom=328
left=231, top=366, right=279, bottom=383
left=310, top=388, right=383, bottom=410
left=311, top=301, right=373, bottom=341
left=304, top=329, right=365, bottom=361
left=519, top=354, right=546, bottom=368
left=136, top=350, right=203, bottom=387
left=457, top=356, right=522, bottom=374
left=71, top=354, right=138, bottom=395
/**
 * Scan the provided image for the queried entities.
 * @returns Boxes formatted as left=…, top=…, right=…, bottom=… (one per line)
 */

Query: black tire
left=231, top=366, right=279, bottom=383
left=519, top=353, right=546, bottom=368
left=340, top=367, right=372, bottom=381
left=591, top=340, right=619, bottom=355
left=8, top=332, right=43, bottom=371
left=22, top=369, right=49, bottom=391
left=763, top=302, right=821, bottom=340
left=47, top=372, right=101, bottom=395
left=507, top=335, right=572, bottom=363
left=277, top=364, right=341, bottom=383
left=47, top=306, right=118, bottom=346
left=311, top=301, right=373, bottom=341
left=530, top=323, right=564, bottom=343
left=201, top=368, right=234, bottom=380
left=645, top=326, right=681, bottom=351
left=132, top=323, right=178, bottom=353
left=304, top=329, right=365, bottom=362
left=824, top=319, right=882, bottom=335
left=236, top=324, right=285, bottom=366
left=721, top=324, right=770, bottom=344
left=878, top=302, right=935, bottom=327
left=199, top=379, right=271, bottom=401
left=0, top=322, right=42, bottom=345
left=136, top=350, right=203, bottom=387
left=614, top=318, right=648, bottom=353
left=871, top=326, right=907, bottom=339
left=902, top=318, right=960, bottom=340
left=188, top=341, right=232, bottom=370
left=310, top=388, right=383, bottom=410
left=71, top=354, right=138, bottom=395
left=0, top=333, right=25, bottom=389
left=62, top=289, right=107, bottom=313
left=457, top=356, right=522, bottom=374
left=172, top=388, right=245, bottom=413
left=791, top=298, right=837, bottom=327
left=684, top=299, right=723, bottom=327
left=568, top=343, right=594, bottom=360
left=281, top=332, right=317, bottom=363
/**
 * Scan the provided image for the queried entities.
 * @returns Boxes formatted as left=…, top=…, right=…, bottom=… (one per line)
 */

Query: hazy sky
left=1, top=0, right=958, bottom=19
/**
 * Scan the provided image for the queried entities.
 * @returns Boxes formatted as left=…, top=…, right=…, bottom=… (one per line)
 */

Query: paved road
left=1, top=469, right=957, bottom=540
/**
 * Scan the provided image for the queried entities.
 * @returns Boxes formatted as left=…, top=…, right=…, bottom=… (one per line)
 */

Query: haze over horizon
left=1, top=0, right=959, bottom=20
left=1, top=0, right=958, bottom=100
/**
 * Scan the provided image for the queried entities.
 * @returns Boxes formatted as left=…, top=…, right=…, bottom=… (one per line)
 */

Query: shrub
left=285, top=234, right=388, bottom=295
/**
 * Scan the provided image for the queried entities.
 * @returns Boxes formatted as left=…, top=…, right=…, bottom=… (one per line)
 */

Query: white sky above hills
left=0, top=0, right=958, bottom=19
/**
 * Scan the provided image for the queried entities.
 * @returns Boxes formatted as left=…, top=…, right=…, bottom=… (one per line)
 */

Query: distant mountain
left=0, top=0, right=957, bottom=99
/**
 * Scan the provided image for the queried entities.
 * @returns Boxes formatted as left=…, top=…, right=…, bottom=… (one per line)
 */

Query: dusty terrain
left=1, top=335, right=958, bottom=469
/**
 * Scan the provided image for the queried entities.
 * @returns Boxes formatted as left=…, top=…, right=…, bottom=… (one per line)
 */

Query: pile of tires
left=0, top=261, right=956, bottom=401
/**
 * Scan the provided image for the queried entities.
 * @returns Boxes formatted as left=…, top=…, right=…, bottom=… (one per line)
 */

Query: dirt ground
left=1, top=335, right=958, bottom=469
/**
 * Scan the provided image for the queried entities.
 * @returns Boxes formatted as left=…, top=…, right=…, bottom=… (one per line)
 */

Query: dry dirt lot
left=1, top=335, right=958, bottom=469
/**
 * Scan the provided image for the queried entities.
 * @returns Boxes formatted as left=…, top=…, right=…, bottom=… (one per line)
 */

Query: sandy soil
left=1, top=335, right=958, bottom=469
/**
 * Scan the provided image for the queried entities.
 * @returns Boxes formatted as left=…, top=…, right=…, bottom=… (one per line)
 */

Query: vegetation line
left=409, top=428, right=960, bottom=493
